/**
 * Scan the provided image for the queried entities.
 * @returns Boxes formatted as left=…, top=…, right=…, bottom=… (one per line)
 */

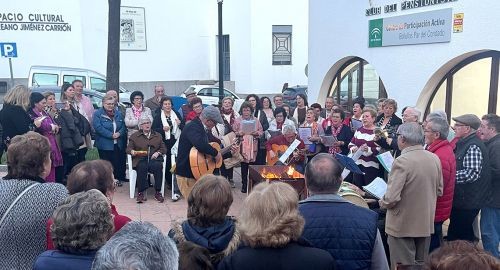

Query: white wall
left=308, top=0, right=500, bottom=109
left=1, top=0, right=309, bottom=95
left=224, top=0, right=309, bottom=93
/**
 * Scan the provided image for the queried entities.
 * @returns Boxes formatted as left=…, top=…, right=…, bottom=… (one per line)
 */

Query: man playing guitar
left=175, top=106, right=223, bottom=198
left=266, top=124, right=306, bottom=173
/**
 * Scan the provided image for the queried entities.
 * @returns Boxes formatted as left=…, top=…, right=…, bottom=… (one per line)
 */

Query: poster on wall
left=120, top=6, right=147, bottom=51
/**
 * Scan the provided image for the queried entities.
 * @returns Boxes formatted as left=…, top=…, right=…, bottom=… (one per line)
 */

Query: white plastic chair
left=127, top=154, right=167, bottom=199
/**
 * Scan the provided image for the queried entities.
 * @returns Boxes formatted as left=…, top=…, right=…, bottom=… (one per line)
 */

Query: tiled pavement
left=112, top=169, right=246, bottom=233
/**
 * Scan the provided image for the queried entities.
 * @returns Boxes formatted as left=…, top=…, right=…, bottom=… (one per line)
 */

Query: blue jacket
left=299, top=194, right=378, bottom=270
left=33, top=250, right=97, bottom=270
left=92, top=108, right=126, bottom=151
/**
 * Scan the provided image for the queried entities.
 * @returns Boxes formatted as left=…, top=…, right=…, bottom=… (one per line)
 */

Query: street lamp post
left=218, top=0, right=224, bottom=103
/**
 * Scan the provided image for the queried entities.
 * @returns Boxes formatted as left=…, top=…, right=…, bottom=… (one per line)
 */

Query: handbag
left=0, top=182, right=39, bottom=227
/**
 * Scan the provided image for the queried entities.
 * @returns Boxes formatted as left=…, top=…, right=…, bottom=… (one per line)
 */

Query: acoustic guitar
left=266, top=144, right=305, bottom=166
left=189, top=135, right=240, bottom=180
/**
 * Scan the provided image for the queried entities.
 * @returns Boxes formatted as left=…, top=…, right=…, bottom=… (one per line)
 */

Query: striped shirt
left=348, top=127, right=380, bottom=169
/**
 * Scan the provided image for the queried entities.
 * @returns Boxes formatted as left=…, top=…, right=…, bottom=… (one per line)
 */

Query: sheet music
left=298, top=127, right=312, bottom=145
left=351, top=118, right=362, bottom=130
left=377, top=151, right=394, bottom=172
left=241, top=119, right=256, bottom=134
left=362, top=177, right=387, bottom=199
left=320, top=135, right=337, bottom=147
left=279, top=139, right=301, bottom=164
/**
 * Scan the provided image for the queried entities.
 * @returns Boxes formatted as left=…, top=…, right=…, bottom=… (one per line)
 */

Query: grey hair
left=92, top=221, right=179, bottom=270
left=304, top=153, right=343, bottom=194
left=404, top=107, right=422, bottom=122
left=427, top=110, right=448, bottom=122
left=282, top=124, right=297, bottom=135
left=397, top=122, right=424, bottom=146
left=51, top=189, right=114, bottom=254
left=427, top=117, right=449, bottom=140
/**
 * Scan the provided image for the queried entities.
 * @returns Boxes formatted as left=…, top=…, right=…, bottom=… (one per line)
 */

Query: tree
left=106, top=0, right=121, bottom=96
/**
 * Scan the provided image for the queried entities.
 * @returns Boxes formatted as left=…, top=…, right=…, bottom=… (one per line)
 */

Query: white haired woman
left=218, top=181, right=335, bottom=270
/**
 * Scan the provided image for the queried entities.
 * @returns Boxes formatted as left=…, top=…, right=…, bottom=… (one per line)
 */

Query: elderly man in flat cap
left=447, top=114, right=491, bottom=242
left=175, top=106, right=223, bottom=198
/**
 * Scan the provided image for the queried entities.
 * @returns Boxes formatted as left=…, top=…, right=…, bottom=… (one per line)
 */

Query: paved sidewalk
left=112, top=169, right=246, bottom=233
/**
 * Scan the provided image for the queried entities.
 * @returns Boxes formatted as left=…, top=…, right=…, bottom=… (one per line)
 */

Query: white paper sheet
left=279, top=139, right=301, bottom=164
left=298, top=127, right=312, bottom=144
left=362, top=177, right=387, bottom=199
left=376, top=151, right=394, bottom=172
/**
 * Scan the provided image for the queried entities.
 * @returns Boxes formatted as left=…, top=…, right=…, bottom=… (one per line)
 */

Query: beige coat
left=380, top=145, right=443, bottom=238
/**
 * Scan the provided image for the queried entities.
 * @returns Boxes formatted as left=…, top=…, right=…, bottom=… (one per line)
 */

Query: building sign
left=120, top=6, right=147, bottom=51
left=401, top=0, right=458, bottom=11
left=453, top=13, right=463, bottom=33
left=0, top=13, right=72, bottom=32
left=368, top=8, right=452, bottom=48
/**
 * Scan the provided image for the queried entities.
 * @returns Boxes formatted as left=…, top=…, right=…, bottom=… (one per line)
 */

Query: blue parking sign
left=0, top=43, right=18, bottom=58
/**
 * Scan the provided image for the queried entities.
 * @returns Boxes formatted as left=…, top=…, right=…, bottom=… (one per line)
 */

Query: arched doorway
left=422, top=50, right=499, bottom=120
left=326, top=57, right=387, bottom=111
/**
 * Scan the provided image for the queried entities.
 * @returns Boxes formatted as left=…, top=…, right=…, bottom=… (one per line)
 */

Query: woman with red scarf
left=322, top=108, right=353, bottom=155
left=212, top=97, right=240, bottom=187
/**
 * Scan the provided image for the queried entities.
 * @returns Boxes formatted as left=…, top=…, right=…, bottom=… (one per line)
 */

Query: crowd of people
left=0, top=83, right=498, bottom=269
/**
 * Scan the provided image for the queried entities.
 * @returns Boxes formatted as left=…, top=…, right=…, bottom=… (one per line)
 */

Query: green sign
left=368, top=19, right=383, bottom=47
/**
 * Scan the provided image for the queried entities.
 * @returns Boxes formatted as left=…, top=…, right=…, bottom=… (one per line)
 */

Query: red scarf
left=328, top=124, right=343, bottom=155
left=222, top=107, right=235, bottom=126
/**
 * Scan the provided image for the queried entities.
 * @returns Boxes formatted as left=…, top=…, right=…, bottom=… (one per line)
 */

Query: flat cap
left=452, top=114, right=481, bottom=130
left=201, top=105, right=224, bottom=124
left=184, top=89, right=197, bottom=96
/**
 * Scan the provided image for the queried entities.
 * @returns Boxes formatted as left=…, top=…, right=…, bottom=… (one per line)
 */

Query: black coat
left=57, top=109, right=83, bottom=154
left=0, top=104, right=32, bottom=144
left=485, top=134, right=500, bottom=208
left=218, top=238, right=336, bottom=270
left=175, top=118, right=218, bottom=179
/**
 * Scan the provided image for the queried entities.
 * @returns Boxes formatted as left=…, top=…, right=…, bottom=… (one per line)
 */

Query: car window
left=198, top=88, right=212, bottom=96
left=223, top=89, right=235, bottom=98
left=90, top=77, right=106, bottom=93
left=84, top=93, right=102, bottom=109
left=32, top=73, right=58, bottom=86
left=63, top=75, right=86, bottom=87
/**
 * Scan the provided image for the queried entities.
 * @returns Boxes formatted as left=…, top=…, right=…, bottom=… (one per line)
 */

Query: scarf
left=222, top=107, right=236, bottom=126
left=328, top=124, right=343, bottom=155
left=161, top=110, right=180, bottom=140
left=132, top=105, right=143, bottom=119
left=105, top=108, right=115, bottom=119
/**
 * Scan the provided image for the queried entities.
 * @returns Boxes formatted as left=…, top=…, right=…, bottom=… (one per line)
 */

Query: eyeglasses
left=193, top=104, right=203, bottom=109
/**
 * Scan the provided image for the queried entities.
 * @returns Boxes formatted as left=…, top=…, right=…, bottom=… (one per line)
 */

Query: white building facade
left=308, top=0, right=500, bottom=119
left=0, top=0, right=308, bottom=96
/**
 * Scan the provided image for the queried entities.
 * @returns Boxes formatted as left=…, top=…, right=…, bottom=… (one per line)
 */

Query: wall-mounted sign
left=120, top=6, right=147, bottom=51
left=366, top=6, right=381, bottom=16
left=369, top=8, right=452, bottom=48
left=0, top=13, right=72, bottom=32
left=453, top=13, right=463, bottom=33
left=401, top=0, right=458, bottom=11
left=385, top=4, right=397, bottom=14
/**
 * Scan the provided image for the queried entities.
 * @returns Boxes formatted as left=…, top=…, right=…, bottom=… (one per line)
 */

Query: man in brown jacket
left=379, top=122, right=443, bottom=269
left=127, top=115, right=167, bottom=203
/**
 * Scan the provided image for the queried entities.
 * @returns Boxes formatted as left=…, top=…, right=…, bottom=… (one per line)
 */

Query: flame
left=260, top=168, right=281, bottom=179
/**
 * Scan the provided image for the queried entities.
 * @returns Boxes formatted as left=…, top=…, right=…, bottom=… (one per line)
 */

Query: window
left=84, top=93, right=102, bottom=109
left=328, top=58, right=387, bottom=111
left=63, top=75, right=86, bottom=87
left=198, top=88, right=214, bottom=97
left=426, top=51, right=499, bottom=119
left=32, top=73, right=58, bottom=86
left=272, top=25, right=292, bottom=65
left=90, top=77, right=106, bottom=93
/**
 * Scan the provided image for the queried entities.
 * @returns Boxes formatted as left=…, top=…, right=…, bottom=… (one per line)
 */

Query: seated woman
left=127, top=115, right=167, bottom=203
left=0, top=132, right=68, bottom=270
left=34, top=190, right=114, bottom=270
left=218, top=182, right=335, bottom=270
left=46, top=159, right=132, bottom=250
left=266, top=124, right=306, bottom=173
left=169, top=174, right=239, bottom=267
left=266, top=107, right=295, bottom=140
